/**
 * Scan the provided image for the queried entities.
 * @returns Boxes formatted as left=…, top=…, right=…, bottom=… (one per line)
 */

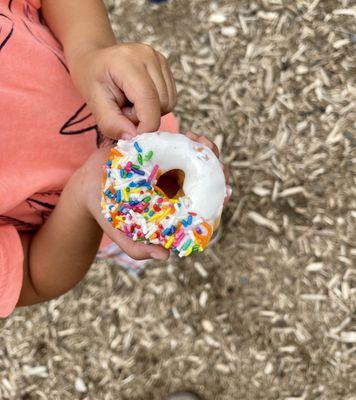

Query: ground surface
left=1, top=0, right=356, bottom=399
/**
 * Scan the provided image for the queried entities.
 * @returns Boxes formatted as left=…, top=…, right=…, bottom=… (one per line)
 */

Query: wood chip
left=1, top=1, right=355, bottom=398
left=247, top=211, right=280, bottom=233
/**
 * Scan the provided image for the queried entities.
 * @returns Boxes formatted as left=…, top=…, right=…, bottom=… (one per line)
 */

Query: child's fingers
left=220, top=161, right=230, bottom=185
left=90, top=84, right=137, bottom=139
left=120, top=59, right=172, bottom=125
left=184, top=130, right=200, bottom=143
left=112, top=65, right=162, bottom=134
left=185, top=131, right=220, bottom=158
left=185, top=130, right=231, bottom=207
left=96, top=215, right=169, bottom=260
left=122, top=105, right=140, bottom=126
left=118, top=234, right=170, bottom=261
left=144, top=56, right=170, bottom=114
left=157, top=52, right=177, bottom=113
left=197, top=136, right=220, bottom=159
left=224, top=184, right=232, bottom=207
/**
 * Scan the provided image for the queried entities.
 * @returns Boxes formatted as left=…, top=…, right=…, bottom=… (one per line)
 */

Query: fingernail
left=226, top=185, right=232, bottom=198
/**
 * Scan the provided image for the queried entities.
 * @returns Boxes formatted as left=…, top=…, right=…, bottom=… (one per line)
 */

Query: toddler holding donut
left=0, top=0, right=229, bottom=318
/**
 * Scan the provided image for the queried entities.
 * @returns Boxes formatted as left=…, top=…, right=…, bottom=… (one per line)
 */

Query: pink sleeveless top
left=0, top=0, right=178, bottom=317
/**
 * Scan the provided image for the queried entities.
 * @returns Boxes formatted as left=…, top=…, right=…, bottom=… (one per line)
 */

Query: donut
left=101, top=132, right=226, bottom=257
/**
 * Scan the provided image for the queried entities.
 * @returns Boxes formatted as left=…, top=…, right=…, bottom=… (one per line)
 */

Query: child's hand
left=72, top=132, right=230, bottom=261
left=73, top=146, right=170, bottom=260
left=69, top=43, right=177, bottom=140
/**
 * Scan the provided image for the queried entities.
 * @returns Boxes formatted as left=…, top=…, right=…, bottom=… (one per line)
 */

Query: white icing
left=117, top=132, right=226, bottom=223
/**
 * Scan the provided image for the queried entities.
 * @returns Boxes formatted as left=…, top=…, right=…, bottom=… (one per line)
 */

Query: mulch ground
left=1, top=0, right=355, bottom=399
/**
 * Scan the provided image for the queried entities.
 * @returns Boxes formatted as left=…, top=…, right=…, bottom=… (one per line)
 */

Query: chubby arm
left=17, top=174, right=103, bottom=305
left=17, top=148, right=169, bottom=307
left=41, top=0, right=116, bottom=67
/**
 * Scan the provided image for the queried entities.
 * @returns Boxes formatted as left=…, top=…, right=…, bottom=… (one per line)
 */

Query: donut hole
left=156, top=169, right=185, bottom=199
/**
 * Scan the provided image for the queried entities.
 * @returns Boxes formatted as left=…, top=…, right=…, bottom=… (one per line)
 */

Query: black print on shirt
left=20, top=17, right=106, bottom=147
left=0, top=215, right=35, bottom=230
left=60, top=103, right=108, bottom=147
left=1, top=3, right=106, bottom=148
left=22, top=1, right=41, bottom=24
left=21, top=19, right=69, bottom=72
left=0, top=13, right=14, bottom=51
left=25, top=197, right=55, bottom=224
left=0, top=191, right=61, bottom=230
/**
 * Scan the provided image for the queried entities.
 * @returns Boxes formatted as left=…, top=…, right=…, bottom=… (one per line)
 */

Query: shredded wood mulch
left=1, top=0, right=355, bottom=399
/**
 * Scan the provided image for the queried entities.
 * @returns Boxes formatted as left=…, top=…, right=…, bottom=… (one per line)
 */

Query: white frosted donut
left=101, top=132, right=226, bottom=257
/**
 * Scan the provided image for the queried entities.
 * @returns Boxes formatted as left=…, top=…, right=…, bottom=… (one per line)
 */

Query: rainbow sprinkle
left=101, top=141, right=214, bottom=257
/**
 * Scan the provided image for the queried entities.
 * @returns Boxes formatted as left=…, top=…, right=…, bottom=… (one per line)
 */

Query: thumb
left=119, top=234, right=170, bottom=261
left=89, top=84, right=137, bottom=139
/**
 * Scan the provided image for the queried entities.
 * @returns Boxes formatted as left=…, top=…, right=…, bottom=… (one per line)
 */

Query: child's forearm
left=41, top=0, right=116, bottom=67
left=17, top=171, right=103, bottom=306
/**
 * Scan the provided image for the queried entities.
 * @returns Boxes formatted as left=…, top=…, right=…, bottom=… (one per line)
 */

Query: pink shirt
left=0, top=0, right=178, bottom=317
